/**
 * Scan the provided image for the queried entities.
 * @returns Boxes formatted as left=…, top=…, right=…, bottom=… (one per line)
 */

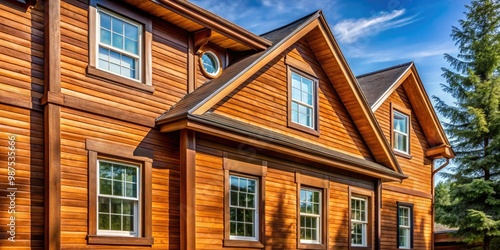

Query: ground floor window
left=229, top=175, right=259, bottom=240
left=351, top=196, right=368, bottom=247
left=299, top=188, right=322, bottom=243
left=397, top=202, right=414, bottom=249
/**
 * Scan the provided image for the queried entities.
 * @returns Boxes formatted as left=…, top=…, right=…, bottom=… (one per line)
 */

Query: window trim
left=199, top=50, right=223, bottom=79
left=86, top=139, right=153, bottom=246
left=88, top=0, right=153, bottom=93
left=349, top=187, right=373, bottom=250
left=223, top=153, right=266, bottom=248
left=295, top=172, right=329, bottom=249
left=287, top=65, right=320, bottom=136
left=391, top=103, right=411, bottom=157
left=397, top=202, right=414, bottom=249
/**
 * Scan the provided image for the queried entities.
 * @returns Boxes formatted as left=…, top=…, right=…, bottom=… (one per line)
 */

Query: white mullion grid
left=300, top=188, right=321, bottom=244
left=351, top=196, right=367, bottom=247
left=97, top=160, right=140, bottom=237
left=96, top=7, right=142, bottom=81
left=399, top=206, right=411, bottom=248
left=291, top=71, right=315, bottom=128
left=229, top=175, right=259, bottom=241
left=393, top=111, right=409, bottom=153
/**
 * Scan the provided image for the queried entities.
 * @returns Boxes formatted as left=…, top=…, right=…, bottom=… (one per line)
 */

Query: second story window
left=97, top=9, right=141, bottom=81
left=290, top=71, right=318, bottom=131
left=393, top=111, right=409, bottom=153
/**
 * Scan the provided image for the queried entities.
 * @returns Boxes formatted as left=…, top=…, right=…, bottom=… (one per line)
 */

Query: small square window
left=393, top=111, right=409, bottom=153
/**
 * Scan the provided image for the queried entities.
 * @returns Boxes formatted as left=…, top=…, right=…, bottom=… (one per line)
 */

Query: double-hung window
left=229, top=175, right=259, bottom=240
left=97, top=160, right=139, bottom=236
left=291, top=71, right=316, bottom=129
left=351, top=196, right=368, bottom=247
left=393, top=111, right=409, bottom=153
left=397, top=203, right=413, bottom=249
left=97, top=9, right=141, bottom=80
left=299, top=188, right=321, bottom=244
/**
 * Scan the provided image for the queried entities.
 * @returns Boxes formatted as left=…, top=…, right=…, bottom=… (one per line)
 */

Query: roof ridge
left=259, top=10, right=321, bottom=37
left=356, top=61, right=413, bottom=78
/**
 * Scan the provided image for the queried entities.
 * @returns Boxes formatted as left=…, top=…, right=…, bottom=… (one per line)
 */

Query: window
left=229, top=175, right=258, bottom=240
left=295, top=172, right=328, bottom=249
left=86, top=139, right=153, bottom=246
left=351, top=196, right=368, bottom=247
left=397, top=203, right=414, bottom=249
left=349, top=187, right=373, bottom=249
left=97, top=9, right=141, bottom=80
left=200, top=51, right=222, bottom=78
left=291, top=71, right=316, bottom=129
left=393, top=111, right=409, bottom=153
left=223, top=153, right=266, bottom=248
left=97, top=160, right=139, bottom=236
left=299, top=188, right=321, bottom=244
left=88, top=0, right=153, bottom=92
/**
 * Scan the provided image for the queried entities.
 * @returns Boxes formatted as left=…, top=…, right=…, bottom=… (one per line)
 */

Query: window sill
left=298, top=242, right=326, bottom=249
left=351, top=246, right=372, bottom=250
left=223, top=239, right=264, bottom=248
left=394, top=150, right=412, bottom=159
left=87, top=235, right=154, bottom=246
left=86, top=65, right=154, bottom=93
left=288, top=122, right=320, bottom=136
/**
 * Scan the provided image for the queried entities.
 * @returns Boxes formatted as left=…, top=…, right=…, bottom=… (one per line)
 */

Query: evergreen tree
left=433, top=0, right=500, bottom=249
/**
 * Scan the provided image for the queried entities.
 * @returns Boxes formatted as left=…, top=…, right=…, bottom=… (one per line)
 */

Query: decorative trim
left=382, top=184, right=432, bottom=199
left=180, top=130, right=196, bottom=250
left=285, top=55, right=317, bottom=77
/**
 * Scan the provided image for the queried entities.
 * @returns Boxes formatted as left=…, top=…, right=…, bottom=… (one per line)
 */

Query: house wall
left=194, top=138, right=375, bottom=249
left=0, top=1, right=45, bottom=249
left=213, top=38, right=374, bottom=161
left=375, top=84, right=434, bottom=249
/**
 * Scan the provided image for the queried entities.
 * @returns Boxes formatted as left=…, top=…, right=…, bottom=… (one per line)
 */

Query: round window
left=200, top=51, right=221, bottom=78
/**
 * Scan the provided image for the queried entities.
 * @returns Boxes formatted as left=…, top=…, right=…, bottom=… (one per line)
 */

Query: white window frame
left=291, top=71, right=316, bottom=129
left=398, top=206, right=411, bottom=249
left=351, top=196, right=368, bottom=247
left=96, top=159, right=140, bottom=237
left=229, top=175, right=259, bottom=241
left=393, top=110, right=409, bottom=154
left=96, top=7, right=143, bottom=82
left=299, top=187, right=322, bottom=244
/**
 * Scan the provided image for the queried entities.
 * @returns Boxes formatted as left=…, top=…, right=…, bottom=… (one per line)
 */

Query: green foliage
left=434, top=0, right=500, bottom=248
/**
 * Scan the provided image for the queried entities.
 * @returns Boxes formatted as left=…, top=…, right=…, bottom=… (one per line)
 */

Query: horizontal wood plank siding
left=375, top=84, right=432, bottom=194
left=59, top=107, right=180, bottom=248
left=0, top=1, right=45, bottom=248
left=59, top=0, right=188, bottom=123
left=213, top=39, right=373, bottom=160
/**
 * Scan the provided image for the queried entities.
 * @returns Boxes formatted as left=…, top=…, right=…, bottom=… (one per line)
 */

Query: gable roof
left=357, top=62, right=413, bottom=108
left=357, top=63, right=454, bottom=159
left=157, top=10, right=404, bottom=177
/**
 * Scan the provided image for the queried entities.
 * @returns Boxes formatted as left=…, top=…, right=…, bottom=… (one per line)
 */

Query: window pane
left=99, top=197, right=110, bottom=213
left=230, top=190, right=238, bottom=206
left=99, top=179, right=112, bottom=195
left=247, top=194, right=255, bottom=208
left=100, top=28, right=111, bottom=45
left=122, top=200, right=134, bottom=215
left=109, top=50, right=121, bottom=65
left=123, top=215, right=133, bottom=231
left=111, top=214, right=121, bottom=230
left=100, top=13, right=111, bottom=30
left=125, top=38, right=138, bottom=54
left=292, top=109, right=299, bottom=123
left=239, top=178, right=248, bottom=192
left=112, top=17, right=123, bottom=34
left=230, top=208, right=236, bottom=221
left=238, top=192, right=246, bottom=207
left=292, top=87, right=301, bottom=101
left=292, top=73, right=301, bottom=88
left=112, top=33, right=124, bottom=50
left=113, top=181, right=123, bottom=196
left=230, top=222, right=236, bottom=235
left=124, top=23, right=138, bottom=39
left=98, top=214, right=109, bottom=230
left=248, top=180, right=256, bottom=193
left=111, top=198, right=121, bottom=214
left=230, top=176, right=238, bottom=191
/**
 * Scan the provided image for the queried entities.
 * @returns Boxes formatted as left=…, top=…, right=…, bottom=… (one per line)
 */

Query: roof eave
left=151, top=0, right=271, bottom=50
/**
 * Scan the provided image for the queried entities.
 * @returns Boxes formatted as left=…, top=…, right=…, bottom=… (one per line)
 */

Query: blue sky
left=190, top=0, right=470, bottom=179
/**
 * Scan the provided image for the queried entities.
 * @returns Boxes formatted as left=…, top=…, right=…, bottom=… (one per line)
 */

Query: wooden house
left=0, top=0, right=453, bottom=249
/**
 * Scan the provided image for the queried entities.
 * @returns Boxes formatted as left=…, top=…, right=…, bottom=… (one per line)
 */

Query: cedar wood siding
left=58, top=0, right=186, bottom=248
left=194, top=141, right=375, bottom=249
left=213, top=38, right=374, bottom=161
left=374, top=84, right=434, bottom=249
left=0, top=1, right=45, bottom=249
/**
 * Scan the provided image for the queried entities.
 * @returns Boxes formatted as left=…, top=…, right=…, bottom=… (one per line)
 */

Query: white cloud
left=333, top=9, right=418, bottom=43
